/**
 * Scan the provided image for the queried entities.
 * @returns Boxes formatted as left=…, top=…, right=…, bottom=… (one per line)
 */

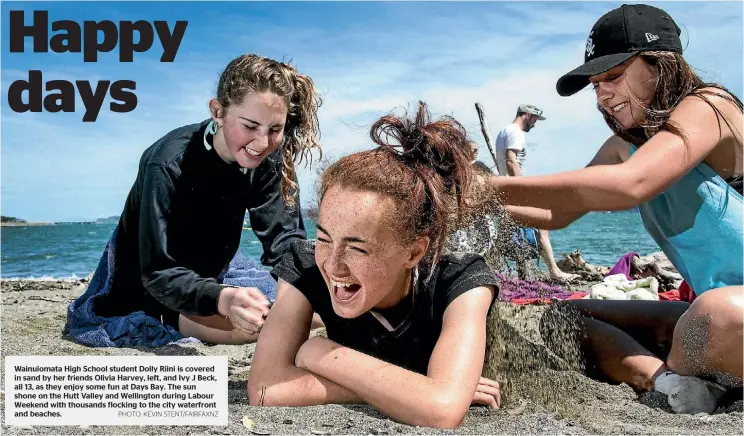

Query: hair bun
left=370, top=102, right=463, bottom=183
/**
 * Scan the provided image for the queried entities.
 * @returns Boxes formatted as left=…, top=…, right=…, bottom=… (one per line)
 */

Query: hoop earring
left=207, top=120, right=218, bottom=135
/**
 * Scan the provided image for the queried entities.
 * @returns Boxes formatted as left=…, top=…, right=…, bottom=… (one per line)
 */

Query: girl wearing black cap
left=490, top=4, right=742, bottom=414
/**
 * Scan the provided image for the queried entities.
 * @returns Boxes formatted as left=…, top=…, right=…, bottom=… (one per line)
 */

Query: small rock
left=242, top=416, right=256, bottom=430
left=506, top=399, right=528, bottom=415
left=282, top=419, right=293, bottom=425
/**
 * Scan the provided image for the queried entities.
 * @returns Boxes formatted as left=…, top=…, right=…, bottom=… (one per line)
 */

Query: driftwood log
left=474, top=102, right=500, bottom=169
left=556, top=249, right=683, bottom=291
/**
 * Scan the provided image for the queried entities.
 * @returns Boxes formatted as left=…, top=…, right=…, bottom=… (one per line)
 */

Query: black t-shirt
left=96, top=120, right=306, bottom=324
left=272, top=240, right=499, bottom=374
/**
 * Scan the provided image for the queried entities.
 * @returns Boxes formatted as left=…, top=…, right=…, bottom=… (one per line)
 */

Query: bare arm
left=490, top=94, right=739, bottom=212
left=247, top=280, right=362, bottom=406
left=504, top=205, right=584, bottom=230
left=295, top=286, right=495, bottom=429
left=500, top=135, right=627, bottom=227
left=505, top=149, right=522, bottom=177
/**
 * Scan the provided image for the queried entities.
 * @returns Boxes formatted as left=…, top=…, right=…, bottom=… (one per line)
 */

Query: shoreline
left=1, top=222, right=55, bottom=227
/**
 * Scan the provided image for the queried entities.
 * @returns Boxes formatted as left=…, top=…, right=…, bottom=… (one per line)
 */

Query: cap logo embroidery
left=645, top=32, right=659, bottom=43
left=585, top=32, right=595, bottom=57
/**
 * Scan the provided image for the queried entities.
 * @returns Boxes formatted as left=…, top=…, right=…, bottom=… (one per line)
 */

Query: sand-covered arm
left=294, top=286, right=495, bottom=429
left=247, top=280, right=362, bottom=406
left=504, top=205, right=586, bottom=230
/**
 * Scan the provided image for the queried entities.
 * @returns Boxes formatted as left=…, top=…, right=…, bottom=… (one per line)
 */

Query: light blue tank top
left=629, top=144, right=743, bottom=295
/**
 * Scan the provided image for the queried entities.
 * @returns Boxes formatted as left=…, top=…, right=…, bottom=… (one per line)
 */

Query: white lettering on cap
left=586, top=31, right=596, bottom=57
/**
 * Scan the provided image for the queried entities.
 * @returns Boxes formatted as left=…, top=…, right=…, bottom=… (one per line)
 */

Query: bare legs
left=542, top=287, right=744, bottom=392
left=538, top=229, right=579, bottom=281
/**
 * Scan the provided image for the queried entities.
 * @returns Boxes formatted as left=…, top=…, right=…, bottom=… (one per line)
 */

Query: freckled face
left=314, top=185, right=424, bottom=318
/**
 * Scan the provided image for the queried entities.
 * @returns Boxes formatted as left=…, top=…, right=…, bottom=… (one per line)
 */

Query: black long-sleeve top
left=96, top=120, right=306, bottom=322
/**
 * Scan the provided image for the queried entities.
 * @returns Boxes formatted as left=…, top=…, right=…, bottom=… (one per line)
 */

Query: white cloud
left=2, top=1, right=741, bottom=221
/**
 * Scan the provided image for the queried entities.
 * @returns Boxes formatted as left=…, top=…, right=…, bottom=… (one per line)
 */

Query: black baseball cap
left=556, top=4, right=682, bottom=97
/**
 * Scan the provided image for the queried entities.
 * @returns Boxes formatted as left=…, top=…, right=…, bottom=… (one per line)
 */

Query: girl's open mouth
left=331, top=280, right=361, bottom=301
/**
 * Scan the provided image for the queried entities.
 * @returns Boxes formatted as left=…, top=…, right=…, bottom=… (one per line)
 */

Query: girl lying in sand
left=247, top=102, right=501, bottom=428
left=491, top=4, right=743, bottom=414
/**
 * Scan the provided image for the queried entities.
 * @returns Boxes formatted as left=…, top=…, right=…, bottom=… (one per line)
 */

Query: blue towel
left=505, top=227, right=540, bottom=261
left=220, top=252, right=277, bottom=303
left=64, top=227, right=278, bottom=348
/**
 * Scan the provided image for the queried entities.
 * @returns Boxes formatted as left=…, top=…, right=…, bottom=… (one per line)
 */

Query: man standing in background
left=495, top=104, right=578, bottom=281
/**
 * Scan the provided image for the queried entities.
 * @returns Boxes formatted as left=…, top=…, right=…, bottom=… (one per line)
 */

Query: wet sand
left=1, top=277, right=741, bottom=435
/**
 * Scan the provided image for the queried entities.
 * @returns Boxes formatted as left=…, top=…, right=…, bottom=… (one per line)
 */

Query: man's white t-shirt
left=494, top=123, right=526, bottom=176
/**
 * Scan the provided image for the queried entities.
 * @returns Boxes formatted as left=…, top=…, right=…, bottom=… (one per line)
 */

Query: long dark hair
left=600, top=51, right=743, bottom=149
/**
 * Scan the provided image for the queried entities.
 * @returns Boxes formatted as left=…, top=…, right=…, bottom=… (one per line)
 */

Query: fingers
left=479, top=377, right=500, bottom=389
left=241, top=288, right=271, bottom=315
left=472, top=391, right=500, bottom=409
left=231, top=305, right=266, bottom=332
left=223, top=287, right=272, bottom=335
left=476, top=378, right=501, bottom=408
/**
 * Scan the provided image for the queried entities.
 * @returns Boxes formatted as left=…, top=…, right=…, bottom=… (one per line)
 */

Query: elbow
left=247, top=374, right=276, bottom=407
left=422, top=396, right=468, bottom=429
left=611, top=168, right=652, bottom=210
left=246, top=376, right=264, bottom=406
left=626, top=179, right=655, bottom=207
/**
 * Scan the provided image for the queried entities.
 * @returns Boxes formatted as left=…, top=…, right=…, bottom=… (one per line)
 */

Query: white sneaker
left=654, top=371, right=727, bottom=414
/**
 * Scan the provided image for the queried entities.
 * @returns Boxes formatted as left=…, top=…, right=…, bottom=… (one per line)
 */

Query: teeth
left=245, top=148, right=261, bottom=156
left=331, top=280, right=355, bottom=288
left=612, top=103, right=627, bottom=112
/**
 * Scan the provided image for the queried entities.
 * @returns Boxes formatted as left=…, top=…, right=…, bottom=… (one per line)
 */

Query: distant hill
left=1, top=216, right=53, bottom=226
left=93, top=216, right=120, bottom=224
left=1, top=216, right=25, bottom=223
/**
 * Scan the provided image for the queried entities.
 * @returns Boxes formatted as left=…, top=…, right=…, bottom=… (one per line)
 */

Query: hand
left=471, top=377, right=501, bottom=409
left=217, top=286, right=271, bottom=335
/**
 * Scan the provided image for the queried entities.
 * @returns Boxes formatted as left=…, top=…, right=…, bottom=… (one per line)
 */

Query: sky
left=1, top=1, right=742, bottom=222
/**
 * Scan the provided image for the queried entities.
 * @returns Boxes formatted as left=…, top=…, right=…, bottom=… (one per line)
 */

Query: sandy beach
left=1, top=276, right=741, bottom=435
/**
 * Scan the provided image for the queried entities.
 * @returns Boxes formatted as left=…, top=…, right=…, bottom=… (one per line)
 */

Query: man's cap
left=518, top=104, right=546, bottom=120
left=556, top=4, right=682, bottom=97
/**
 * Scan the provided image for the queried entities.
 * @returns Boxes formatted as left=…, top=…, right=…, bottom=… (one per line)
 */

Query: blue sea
left=0, top=212, right=660, bottom=279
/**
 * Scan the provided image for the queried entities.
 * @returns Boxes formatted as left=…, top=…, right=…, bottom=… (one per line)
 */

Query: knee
left=686, top=287, right=744, bottom=336
left=668, top=287, right=744, bottom=373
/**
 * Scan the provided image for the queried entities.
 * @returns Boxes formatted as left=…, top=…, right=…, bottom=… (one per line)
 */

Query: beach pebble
left=507, top=399, right=529, bottom=416
left=242, top=416, right=256, bottom=430
left=242, top=417, right=270, bottom=435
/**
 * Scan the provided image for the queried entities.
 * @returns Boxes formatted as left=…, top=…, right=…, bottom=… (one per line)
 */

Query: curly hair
left=215, top=54, right=323, bottom=207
